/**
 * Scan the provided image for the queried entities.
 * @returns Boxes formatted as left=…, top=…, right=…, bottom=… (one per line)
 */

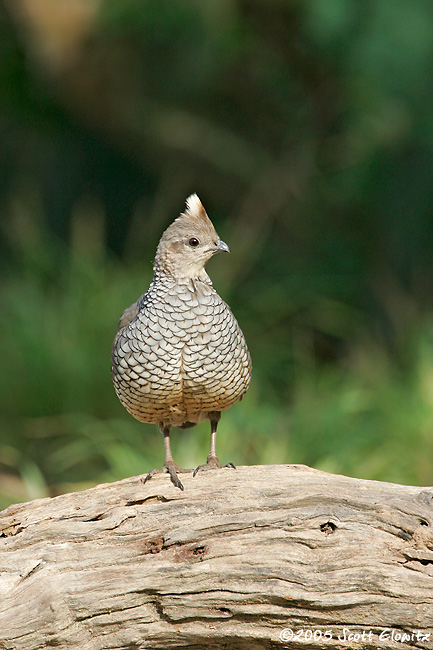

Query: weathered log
left=0, top=464, right=432, bottom=649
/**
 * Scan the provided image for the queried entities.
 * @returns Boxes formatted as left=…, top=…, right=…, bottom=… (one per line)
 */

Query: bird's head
left=154, top=194, right=230, bottom=280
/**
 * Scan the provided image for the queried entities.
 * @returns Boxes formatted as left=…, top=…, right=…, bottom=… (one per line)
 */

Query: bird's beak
left=216, top=239, right=230, bottom=253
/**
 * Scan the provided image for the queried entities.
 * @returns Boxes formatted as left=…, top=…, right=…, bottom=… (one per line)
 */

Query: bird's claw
left=142, top=461, right=193, bottom=491
left=193, top=455, right=236, bottom=477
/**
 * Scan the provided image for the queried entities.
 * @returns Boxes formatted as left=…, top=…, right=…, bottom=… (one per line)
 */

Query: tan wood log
left=0, top=464, right=432, bottom=649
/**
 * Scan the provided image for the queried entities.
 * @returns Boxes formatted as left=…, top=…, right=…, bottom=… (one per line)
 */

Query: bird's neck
left=153, top=260, right=212, bottom=285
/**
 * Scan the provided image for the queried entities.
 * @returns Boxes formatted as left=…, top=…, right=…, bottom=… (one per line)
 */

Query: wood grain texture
left=0, top=464, right=432, bottom=649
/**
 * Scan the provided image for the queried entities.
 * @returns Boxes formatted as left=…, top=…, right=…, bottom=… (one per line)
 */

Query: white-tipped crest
left=185, top=193, right=206, bottom=220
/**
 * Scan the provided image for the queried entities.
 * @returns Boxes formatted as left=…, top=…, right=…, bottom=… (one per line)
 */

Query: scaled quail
left=111, top=194, right=251, bottom=490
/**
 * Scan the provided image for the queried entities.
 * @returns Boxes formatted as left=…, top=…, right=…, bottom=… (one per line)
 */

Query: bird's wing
left=117, top=301, right=139, bottom=330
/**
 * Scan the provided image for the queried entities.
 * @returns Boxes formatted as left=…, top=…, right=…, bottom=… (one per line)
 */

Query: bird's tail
left=178, top=421, right=198, bottom=429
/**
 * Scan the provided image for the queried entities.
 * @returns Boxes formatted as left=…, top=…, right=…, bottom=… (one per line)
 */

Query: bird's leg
left=193, top=412, right=236, bottom=477
left=208, top=412, right=219, bottom=460
left=143, top=424, right=192, bottom=491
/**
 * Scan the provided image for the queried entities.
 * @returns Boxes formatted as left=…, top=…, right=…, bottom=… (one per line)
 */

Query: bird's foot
left=193, top=455, right=236, bottom=477
left=142, top=461, right=193, bottom=491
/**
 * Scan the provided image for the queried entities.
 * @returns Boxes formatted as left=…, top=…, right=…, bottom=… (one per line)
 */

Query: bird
left=111, top=194, right=251, bottom=490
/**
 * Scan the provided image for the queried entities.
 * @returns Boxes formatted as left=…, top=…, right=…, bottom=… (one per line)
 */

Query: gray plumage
left=111, top=194, right=251, bottom=489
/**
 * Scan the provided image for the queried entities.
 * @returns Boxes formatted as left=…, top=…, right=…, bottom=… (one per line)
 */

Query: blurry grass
left=1, top=204, right=433, bottom=509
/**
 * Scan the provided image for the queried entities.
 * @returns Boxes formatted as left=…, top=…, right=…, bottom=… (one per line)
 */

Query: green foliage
left=1, top=0, right=433, bottom=507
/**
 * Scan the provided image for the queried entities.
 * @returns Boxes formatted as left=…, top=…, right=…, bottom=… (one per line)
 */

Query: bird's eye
left=188, top=237, right=199, bottom=247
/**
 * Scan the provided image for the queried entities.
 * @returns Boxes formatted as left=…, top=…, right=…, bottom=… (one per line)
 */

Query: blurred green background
left=1, top=0, right=433, bottom=509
